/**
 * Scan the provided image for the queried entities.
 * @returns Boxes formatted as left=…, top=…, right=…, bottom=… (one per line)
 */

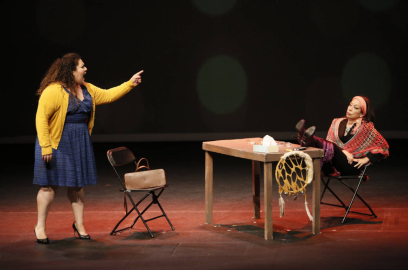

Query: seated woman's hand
left=342, top=150, right=354, bottom=164
left=353, top=157, right=370, bottom=169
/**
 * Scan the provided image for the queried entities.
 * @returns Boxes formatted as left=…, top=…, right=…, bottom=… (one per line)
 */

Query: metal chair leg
left=342, top=177, right=364, bottom=223
left=111, top=192, right=154, bottom=237
left=131, top=201, right=154, bottom=228
left=321, top=177, right=347, bottom=208
left=130, top=192, right=154, bottom=227
left=110, top=191, right=140, bottom=235
left=340, top=180, right=377, bottom=219
left=122, top=190, right=174, bottom=237
left=341, top=178, right=377, bottom=223
left=133, top=204, right=155, bottom=238
left=156, top=200, right=175, bottom=230
left=110, top=207, right=136, bottom=235
left=321, top=166, right=376, bottom=223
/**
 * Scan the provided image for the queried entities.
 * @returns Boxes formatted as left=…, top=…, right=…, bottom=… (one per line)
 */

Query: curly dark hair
left=36, top=53, right=83, bottom=108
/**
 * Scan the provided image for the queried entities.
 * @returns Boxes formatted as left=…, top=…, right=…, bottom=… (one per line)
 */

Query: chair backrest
left=107, top=147, right=138, bottom=190
left=107, top=147, right=136, bottom=167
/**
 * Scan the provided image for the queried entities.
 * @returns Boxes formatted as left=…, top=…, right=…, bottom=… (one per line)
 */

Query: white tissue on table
left=262, top=135, right=277, bottom=146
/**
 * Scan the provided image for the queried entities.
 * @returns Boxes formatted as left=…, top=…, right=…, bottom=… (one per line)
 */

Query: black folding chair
left=320, top=165, right=377, bottom=223
left=107, top=146, right=174, bottom=237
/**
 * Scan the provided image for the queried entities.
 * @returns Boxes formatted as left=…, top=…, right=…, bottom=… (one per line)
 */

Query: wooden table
left=203, top=138, right=324, bottom=240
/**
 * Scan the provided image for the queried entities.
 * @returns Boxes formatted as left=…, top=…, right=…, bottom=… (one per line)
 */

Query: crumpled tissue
left=253, top=135, right=279, bottom=153
left=262, top=135, right=277, bottom=146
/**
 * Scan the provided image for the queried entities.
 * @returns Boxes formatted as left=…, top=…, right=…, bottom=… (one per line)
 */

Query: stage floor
left=0, top=140, right=407, bottom=269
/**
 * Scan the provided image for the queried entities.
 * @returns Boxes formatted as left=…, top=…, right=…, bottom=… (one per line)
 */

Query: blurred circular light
left=197, top=55, right=247, bottom=114
left=341, top=52, right=391, bottom=109
left=358, top=0, right=399, bottom=12
left=193, top=0, right=237, bottom=16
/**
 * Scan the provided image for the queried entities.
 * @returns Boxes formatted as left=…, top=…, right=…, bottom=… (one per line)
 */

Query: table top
left=203, top=137, right=324, bottom=162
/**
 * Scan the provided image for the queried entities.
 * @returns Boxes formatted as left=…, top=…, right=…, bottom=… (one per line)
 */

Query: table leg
left=264, top=162, right=273, bottom=240
left=252, top=161, right=260, bottom=219
left=205, top=151, right=213, bottom=224
left=312, top=158, right=321, bottom=234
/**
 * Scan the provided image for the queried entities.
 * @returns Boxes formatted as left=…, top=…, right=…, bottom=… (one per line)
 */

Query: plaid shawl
left=326, top=118, right=389, bottom=159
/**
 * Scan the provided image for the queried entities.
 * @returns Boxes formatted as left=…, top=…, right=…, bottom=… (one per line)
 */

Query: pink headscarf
left=347, top=96, right=367, bottom=134
left=352, top=96, right=367, bottom=116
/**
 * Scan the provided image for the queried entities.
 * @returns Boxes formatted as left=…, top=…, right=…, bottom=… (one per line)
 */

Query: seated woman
left=295, top=96, right=389, bottom=176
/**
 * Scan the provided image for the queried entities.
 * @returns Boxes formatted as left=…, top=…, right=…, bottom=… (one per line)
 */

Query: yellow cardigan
left=36, top=80, right=135, bottom=155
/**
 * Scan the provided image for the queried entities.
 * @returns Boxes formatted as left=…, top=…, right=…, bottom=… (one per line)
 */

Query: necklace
left=345, top=123, right=356, bottom=134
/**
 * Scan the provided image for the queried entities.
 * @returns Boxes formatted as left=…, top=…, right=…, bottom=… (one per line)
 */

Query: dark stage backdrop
left=2, top=0, right=408, bottom=142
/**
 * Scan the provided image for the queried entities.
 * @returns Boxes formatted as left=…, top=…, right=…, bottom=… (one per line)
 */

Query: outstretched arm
left=87, top=70, right=144, bottom=105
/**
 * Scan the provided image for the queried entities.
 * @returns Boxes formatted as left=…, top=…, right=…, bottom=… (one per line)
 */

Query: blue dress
left=33, top=86, right=98, bottom=187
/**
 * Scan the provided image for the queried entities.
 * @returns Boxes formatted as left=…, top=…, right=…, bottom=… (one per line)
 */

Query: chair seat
left=324, top=174, right=368, bottom=180
left=120, top=184, right=168, bottom=192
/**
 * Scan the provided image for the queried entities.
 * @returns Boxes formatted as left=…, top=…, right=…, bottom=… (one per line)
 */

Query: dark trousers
left=313, top=136, right=361, bottom=176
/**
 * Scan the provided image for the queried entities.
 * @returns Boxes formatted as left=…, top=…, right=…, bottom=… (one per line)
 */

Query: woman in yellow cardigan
left=34, top=53, right=143, bottom=244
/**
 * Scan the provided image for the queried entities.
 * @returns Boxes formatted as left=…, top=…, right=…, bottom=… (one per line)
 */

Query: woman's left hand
left=131, top=70, right=144, bottom=86
left=342, top=150, right=354, bottom=164
left=353, top=157, right=370, bottom=169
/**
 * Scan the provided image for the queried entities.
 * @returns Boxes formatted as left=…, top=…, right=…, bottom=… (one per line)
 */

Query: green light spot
left=358, top=0, right=399, bottom=12
left=341, top=52, right=391, bottom=109
left=193, top=0, right=237, bottom=16
left=197, top=55, right=247, bottom=115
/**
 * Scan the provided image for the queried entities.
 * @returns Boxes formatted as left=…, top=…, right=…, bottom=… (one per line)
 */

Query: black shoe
left=34, top=226, right=49, bottom=244
left=301, top=126, right=316, bottom=147
left=294, top=119, right=306, bottom=144
left=72, top=222, right=91, bottom=240
left=295, top=119, right=306, bottom=134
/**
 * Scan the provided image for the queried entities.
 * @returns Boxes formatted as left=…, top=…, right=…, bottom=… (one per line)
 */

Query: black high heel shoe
left=301, top=126, right=316, bottom=147
left=72, top=222, right=91, bottom=240
left=34, top=226, right=49, bottom=244
left=293, top=119, right=306, bottom=144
